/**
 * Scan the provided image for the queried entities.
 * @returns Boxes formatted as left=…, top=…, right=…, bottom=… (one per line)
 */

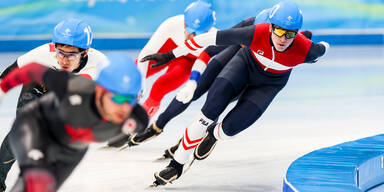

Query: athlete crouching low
left=141, top=0, right=330, bottom=186
left=0, top=53, right=148, bottom=192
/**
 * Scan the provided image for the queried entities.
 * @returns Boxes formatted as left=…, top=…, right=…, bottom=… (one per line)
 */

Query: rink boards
left=283, top=134, right=384, bottom=192
left=1, top=32, right=384, bottom=52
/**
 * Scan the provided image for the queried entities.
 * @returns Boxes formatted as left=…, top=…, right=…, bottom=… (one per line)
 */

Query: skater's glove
left=316, top=41, right=330, bottom=61
left=176, top=80, right=197, bottom=104
left=307, top=41, right=330, bottom=63
left=141, top=51, right=176, bottom=69
left=319, top=41, right=330, bottom=54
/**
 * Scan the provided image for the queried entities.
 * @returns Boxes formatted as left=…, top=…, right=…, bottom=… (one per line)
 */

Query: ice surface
left=0, top=46, right=383, bottom=192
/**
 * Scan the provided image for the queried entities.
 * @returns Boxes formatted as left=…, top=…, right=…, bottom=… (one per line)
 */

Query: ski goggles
left=272, top=25, right=298, bottom=39
left=110, top=93, right=137, bottom=105
left=55, top=48, right=84, bottom=61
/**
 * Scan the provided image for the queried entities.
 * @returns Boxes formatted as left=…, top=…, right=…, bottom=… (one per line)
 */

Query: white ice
left=0, top=45, right=383, bottom=192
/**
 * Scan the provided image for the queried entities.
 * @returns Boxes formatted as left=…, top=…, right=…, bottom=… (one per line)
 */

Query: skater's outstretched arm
left=142, top=24, right=330, bottom=67
left=0, top=62, right=50, bottom=93
left=0, top=62, right=71, bottom=100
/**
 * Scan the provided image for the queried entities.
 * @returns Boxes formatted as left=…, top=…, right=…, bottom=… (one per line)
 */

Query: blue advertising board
left=1, top=0, right=384, bottom=50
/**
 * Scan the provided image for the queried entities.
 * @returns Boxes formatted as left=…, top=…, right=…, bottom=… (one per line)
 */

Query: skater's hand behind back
left=176, top=80, right=197, bottom=104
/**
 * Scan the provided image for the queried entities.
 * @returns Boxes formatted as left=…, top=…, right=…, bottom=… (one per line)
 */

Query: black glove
left=140, top=51, right=176, bottom=68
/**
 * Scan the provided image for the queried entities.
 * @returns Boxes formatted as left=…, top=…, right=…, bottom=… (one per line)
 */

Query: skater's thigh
left=50, top=146, right=88, bottom=188
left=221, top=99, right=263, bottom=136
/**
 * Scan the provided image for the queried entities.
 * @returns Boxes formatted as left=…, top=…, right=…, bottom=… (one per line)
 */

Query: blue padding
left=0, top=33, right=383, bottom=52
left=312, top=34, right=384, bottom=45
left=92, top=38, right=149, bottom=50
left=0, top=38, right=149, bottom=52
left=284, top=134, right=384, bottom=192
left=0, top=39, right=51, bottom=52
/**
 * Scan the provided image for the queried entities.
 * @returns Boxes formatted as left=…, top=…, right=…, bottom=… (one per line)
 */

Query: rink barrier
left=0, top=38, right=149, bottom=52
left=1, top=33, right=384, bottom=52
left=283, top=134, right=384, bottom=192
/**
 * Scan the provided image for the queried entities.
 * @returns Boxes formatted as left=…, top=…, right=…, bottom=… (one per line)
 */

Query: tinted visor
left=110, top=93, right=137, bottom=105
left=272, top=25, right=298, bottom=39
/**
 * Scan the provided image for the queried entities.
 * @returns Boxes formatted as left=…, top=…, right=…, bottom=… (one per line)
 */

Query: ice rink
left=0, top=45, right=383, bottom=192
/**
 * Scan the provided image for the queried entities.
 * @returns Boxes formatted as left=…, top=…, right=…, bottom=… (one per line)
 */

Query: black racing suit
left=0, top=57, right=96, bottom=191
left=156, top=17, right=257, bottom=130
left=0, top=61, right=53, bottom=191
left=4, top=68, right=148, bottom=191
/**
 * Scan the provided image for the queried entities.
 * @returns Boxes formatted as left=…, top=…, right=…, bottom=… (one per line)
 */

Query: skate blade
left=153, top=156, right=171, bottom=162
left=182, top=158, right=196, bottom=174
left=118, top=145, right=130, bottom=151
left=98, top=145, right=112, bottom=150
left=2, top=158, right=16, bottom=164
left=147, top=181, right=161, bottom=188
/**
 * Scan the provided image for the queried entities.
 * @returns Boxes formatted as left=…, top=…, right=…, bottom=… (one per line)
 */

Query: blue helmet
left=267, top=1, right=303, bottom=30
left=184, top=1, right=215, bottom=35
left=52, top=18, right=93, bottom=49
left=95, top=53, right=142, bottom=96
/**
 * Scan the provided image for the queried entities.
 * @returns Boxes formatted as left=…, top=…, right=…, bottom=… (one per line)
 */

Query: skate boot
left=156, top=139, right=181, bottom=161
left=153, top=160, right=183, bottom=186
left=128, top=123, right=162, bottom=146
left=194, top=127, right=217, bottom=160
left=105, top=134, right=130, bottom=148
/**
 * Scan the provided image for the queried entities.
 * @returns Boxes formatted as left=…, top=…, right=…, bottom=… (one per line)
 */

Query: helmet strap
left=73, top=54, right=88, bottom=73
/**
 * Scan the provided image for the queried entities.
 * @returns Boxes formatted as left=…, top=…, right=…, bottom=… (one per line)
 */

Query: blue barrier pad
left=284, top=134, right=384, bottom=192
left=0, top=38, right=149, bottom=52
left=1, top=33, right=384, bottom=52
